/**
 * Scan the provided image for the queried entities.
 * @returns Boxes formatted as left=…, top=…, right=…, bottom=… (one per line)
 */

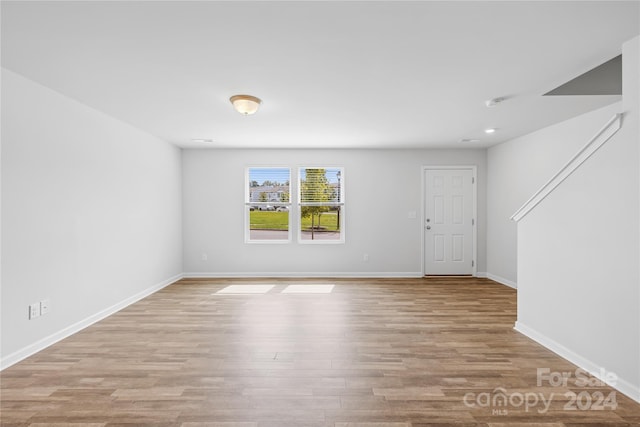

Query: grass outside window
left=249, top=210, right=339, bottom=231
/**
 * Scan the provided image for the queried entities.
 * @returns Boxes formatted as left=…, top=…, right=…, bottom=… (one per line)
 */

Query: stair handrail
left=511, top=113, right=623, bottom=222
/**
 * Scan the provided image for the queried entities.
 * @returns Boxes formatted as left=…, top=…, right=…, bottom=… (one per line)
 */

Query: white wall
left=487, top=102, right=622, bottom=287
left=1, top=69, right=183, bottom=367
left=182, top=149, right=486, bottom=276
left=515, top=37, right=640, bottom=400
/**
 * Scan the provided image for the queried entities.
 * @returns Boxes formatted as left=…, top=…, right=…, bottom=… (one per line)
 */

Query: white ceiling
left=2, top=1, right=638, bottom=149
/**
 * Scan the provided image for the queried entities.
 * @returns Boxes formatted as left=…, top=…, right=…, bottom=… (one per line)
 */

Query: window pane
left=249, top=206, right=289, bottom=240
left=300, top=206, right=342, bottom=241
left=299, top=167, right=342, bottom=204
left=248, top=167, right=290, bottom=204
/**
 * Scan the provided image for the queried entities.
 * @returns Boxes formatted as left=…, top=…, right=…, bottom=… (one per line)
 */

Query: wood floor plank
left=1, top=277, right=639, bottom=426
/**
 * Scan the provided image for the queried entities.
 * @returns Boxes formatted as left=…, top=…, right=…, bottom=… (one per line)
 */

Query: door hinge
left=472, top=177, right=475, bottom=184
left=472, top=260, right=475, bottom=267
left=472, top=218, right=475, bottom=226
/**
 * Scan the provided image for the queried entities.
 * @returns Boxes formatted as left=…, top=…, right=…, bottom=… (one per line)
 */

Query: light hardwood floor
left=2, top=277, right=639, bottom=426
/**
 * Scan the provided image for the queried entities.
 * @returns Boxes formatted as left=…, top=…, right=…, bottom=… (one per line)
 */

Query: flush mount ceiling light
left=484, top=128, right=497, bottom=134
left=230, top=94, right=262, bottom=115
left=191, top=138, right=213, bottom=143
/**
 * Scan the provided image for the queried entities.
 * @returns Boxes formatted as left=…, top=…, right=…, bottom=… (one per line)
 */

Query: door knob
left=426, top=226, right=431, bottom=230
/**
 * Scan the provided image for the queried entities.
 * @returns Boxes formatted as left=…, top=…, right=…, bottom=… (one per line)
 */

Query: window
left=299, top=167, right=344, bottom=243
left=246, top=167, right=291, bottom=242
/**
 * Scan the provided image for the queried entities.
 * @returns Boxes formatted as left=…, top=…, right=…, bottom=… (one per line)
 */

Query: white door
left=424, top=168, right=475, bottom=275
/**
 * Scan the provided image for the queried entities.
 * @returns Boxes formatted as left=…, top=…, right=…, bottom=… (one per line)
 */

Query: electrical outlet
left=29, top=303, right=40, bottom=319
left=363, top=253, right=370, bottom=262
left=40, top=299, right=50, bottom=315
left=201, top=253, right=208, bottom=261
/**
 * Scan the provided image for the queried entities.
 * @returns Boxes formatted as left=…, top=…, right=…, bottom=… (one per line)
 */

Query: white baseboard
left=476, top=271, right=488, bottom=278
left=0, top=273, right=183, bottom=371
left=515, top=321, right=640, bottom=403
left=487, top=272, right=517, bottom=288
left=182, top=271, right=424, bottom=279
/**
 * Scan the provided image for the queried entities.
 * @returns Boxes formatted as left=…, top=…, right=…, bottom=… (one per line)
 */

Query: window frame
left=297, top=166, right=345, bottom=245
left=245, top=166, right=292, bottom=244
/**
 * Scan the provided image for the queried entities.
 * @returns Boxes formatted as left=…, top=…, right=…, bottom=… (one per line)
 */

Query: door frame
left=421, top=165, right=478, bottom=276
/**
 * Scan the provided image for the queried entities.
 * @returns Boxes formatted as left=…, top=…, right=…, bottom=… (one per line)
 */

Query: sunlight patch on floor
left=281, top=284, right=335, bottom=294
left=215, top=284, right=275, bottom=294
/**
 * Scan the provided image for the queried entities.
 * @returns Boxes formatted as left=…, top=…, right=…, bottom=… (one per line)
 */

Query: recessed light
left=191, top=138, right=214, bottom=143
left=484, top=128, right=497, bottom=134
